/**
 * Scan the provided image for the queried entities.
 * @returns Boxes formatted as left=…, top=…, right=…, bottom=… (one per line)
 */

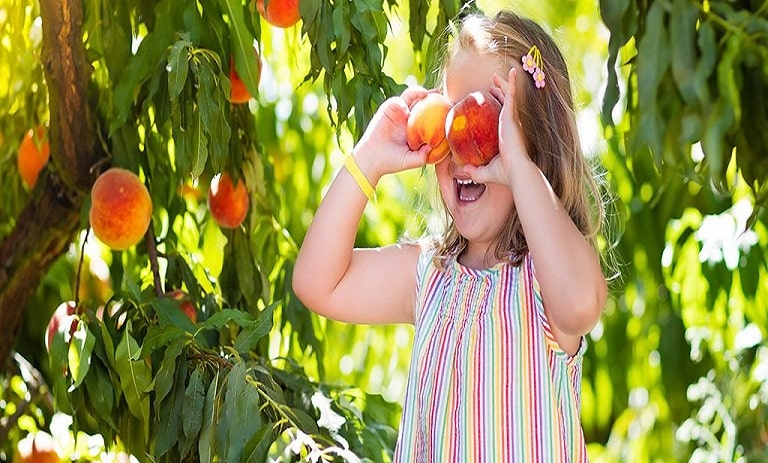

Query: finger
left=380, top=97, right=410, bottom=126
left=505, top=68, right=518, bottom=115
left=400, top=145, right=430, bottom=170
left=401, top=86, right=430, bottom=108
left=492, top=72, right=510, bottom=94
left=488, top=83, right=504, bottom=106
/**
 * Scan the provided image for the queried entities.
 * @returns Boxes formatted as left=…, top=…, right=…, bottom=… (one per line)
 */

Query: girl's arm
left=292, top=87, right=431, bottom=325
left=467, top=69, right=607, bottom=355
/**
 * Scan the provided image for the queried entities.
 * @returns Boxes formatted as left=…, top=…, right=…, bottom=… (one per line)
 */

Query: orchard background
left=1, top=0, right=767, bottom=461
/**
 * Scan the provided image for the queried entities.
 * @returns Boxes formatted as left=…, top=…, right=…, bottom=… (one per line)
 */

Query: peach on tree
left=89, top=168, right=153, bottom=250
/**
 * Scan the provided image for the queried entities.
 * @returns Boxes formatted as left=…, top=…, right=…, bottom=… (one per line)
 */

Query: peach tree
left=0, top=0, right=463, bottom=460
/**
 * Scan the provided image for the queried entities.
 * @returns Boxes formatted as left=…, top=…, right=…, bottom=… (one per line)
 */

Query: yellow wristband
left=344, top=155, right=375, bottom=201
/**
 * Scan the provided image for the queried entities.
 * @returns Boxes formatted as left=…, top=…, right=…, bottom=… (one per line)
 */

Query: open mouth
left=455, top=178, right=486, bottom=202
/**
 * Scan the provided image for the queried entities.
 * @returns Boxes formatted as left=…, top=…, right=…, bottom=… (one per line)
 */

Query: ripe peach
left=445, top=91, right=502, bottom=166
left=46, top=301, right=78, bottom=353
left=256, top=0, right=300, bottom=28
left=166, top=289, right=197, bottom=323
left=406, top=93, right=452, bottom=164
left=208, top=172, right=249, bottom=229
left=15, top=431, right=61, bottom=463
left=89, top=168, right=153, bottom=250
left=230, top=47, right=262, bottom=104
left=17, top=126, right=50, bottom=189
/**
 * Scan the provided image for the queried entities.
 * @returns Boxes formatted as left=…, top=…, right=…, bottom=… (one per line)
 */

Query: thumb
left=462, top=162, right=493, bottom=184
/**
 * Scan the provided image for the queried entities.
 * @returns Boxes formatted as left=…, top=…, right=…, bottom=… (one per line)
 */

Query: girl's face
left=436, top=47, right=515, bottom=263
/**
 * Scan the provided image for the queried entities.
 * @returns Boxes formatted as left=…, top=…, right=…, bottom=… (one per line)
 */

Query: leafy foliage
left=592, top=1, right=768, bottom=461
left=601, top=0, right=768, bottom=220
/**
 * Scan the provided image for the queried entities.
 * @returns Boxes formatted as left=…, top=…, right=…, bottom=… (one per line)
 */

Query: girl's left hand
left=462, top=68, right=530, bottom=188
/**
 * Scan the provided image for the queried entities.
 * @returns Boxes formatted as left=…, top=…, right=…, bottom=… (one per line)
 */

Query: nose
left=444, top=154, right=467, bottom=177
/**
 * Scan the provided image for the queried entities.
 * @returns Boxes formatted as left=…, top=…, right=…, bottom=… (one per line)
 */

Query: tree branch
left=0, top=0, right=106, bottom=367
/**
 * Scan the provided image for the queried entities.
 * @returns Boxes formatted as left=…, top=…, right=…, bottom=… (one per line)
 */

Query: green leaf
left=49, top=327, right=74, bottom=414
left=155, top=359, right=187, bottom=457
left=115, top=324, right=152, bottom=426
left=670, top=0, right=699, bottom=105
left=68, top=321, right=95, bottom=388
left=299, top=0, right=321, bottom=31
left=196, top=59, right=231, bottom=172
left=408, top=0, right=429, bottom=51
left=693, top=21, right=717, bottom=107
left=717, top=37, right=742, bottom=126
left=101, top=0, right=133, bottom=88
left=599, top=0, right=632, bottom=124
left=219, top=0, right=259, bottom=98
left=199, top=370, right=222, bottom=463
left=168, top=39, right=191, bottom=103
left=233, top=303, right=275, bottom=353
left=635, top=2, right=669, bottom=158
left=190, top=104, right=209, bottom=178
left=289, top=407, right=319, bottom=434
left=154, top=337, right=185, bottom=406
left=332, top=1, right=351, bottom=57
left=242, top=422, right=275, bottom=463
left=99, top=316, right=117, bottom=370
left=234, top=231, right=257, bottom=304
left=315, top=4, right=335, bottom=73
left=183, top=365, right=207, bottom=439
left=254, top=376, right=286, bottom=406
left=701, top=100, right=734, bottom=185
left=201, top=308, right=257, bottom=330
left=224, top=363, right=262, bottom=462
left=599, top=0, right=631, bottom=40
left=111, top=16, right=175, bottom=132
left=136, top=324, right=186, bottom=359
left=84, top=362, right=117, bottom=431
left=740, top=245, right=764, bottom=300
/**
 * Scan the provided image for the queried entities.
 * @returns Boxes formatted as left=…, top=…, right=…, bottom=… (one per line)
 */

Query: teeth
left=456, top=178, right=473, bottom=185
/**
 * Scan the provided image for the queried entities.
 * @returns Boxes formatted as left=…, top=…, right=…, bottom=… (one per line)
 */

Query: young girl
left=293, top=9, right=607, bottom=462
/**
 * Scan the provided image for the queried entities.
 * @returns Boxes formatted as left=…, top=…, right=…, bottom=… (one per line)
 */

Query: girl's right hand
left=353, top=86, right=433, bottom=180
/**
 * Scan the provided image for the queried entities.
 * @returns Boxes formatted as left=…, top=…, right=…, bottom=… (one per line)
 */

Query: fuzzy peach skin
left=208, top=172, right=249, bottom=229
left=406, top=92, right=452, bottom=164
left=445, top=90, right=502, bottom=166
left=89, top=168, right=153, bottom=250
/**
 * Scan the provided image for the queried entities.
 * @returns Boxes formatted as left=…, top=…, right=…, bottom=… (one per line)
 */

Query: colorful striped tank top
left=393, top=250, right=588, bottom=462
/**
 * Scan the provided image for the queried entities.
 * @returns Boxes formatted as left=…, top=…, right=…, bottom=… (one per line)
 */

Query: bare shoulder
left=309, top=241, right=424, bottom=325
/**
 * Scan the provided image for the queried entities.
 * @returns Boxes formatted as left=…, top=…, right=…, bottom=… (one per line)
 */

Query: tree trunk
left=0, top=0, right=104, bottom=367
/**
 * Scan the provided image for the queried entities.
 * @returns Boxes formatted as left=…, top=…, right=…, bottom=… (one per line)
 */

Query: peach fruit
left=406, top=93, right=452, bottom=164
left=208, top=172, right=249, bottom=229
left=166, top=289, right=197, bottom=323
left=17, top=126, right=50, bottom=189
left=45, top=301, right=78, bottom=353
left=89, top=168, right=153, bottom=250
left=445, top=91, right=502, bottom=166
left=256, top=0, right=300, bottom=28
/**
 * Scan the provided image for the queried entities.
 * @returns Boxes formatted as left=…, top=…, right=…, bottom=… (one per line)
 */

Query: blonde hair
left=429, top=10, right=607, bottom=268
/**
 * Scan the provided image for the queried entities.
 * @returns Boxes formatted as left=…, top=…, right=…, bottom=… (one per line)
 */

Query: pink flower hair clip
left=521, top=45, right=545, bottom=89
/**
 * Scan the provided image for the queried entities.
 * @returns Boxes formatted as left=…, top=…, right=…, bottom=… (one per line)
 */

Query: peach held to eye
left=445, top=91, right=502, bottom=166
left=406, top=93, right=452, bottom=164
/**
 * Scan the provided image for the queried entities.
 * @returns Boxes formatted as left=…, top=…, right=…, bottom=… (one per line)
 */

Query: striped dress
left=393, top=250, right=588, bottom=462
